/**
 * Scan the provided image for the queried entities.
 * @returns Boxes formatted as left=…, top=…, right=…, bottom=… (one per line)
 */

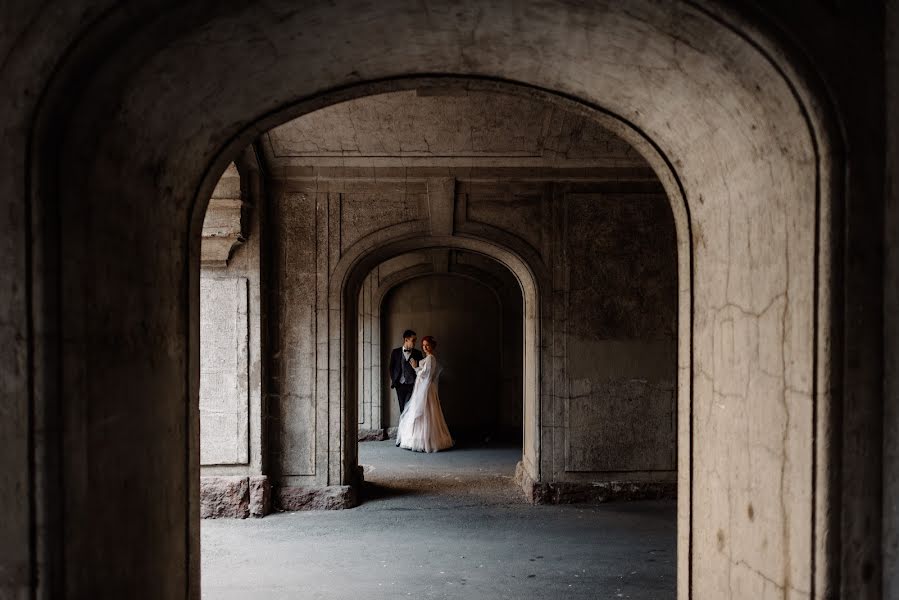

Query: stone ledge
left=514, top=461, right=676, bottom=504
left=201, top=475, right=271, bottom=518
left=276, top=485, right=359, bottom=511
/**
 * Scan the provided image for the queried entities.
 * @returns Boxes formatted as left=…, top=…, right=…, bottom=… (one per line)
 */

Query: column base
left=514, top=461, right=676, bottom=504
left=201, top=475, right=271, bottom=518
left=358, top=428, right=388, bottom=441
left=275, top=484, right=360, bottom=510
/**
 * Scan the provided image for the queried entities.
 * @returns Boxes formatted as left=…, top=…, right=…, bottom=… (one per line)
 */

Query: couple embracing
left=388, top=330, right=454, bottom=453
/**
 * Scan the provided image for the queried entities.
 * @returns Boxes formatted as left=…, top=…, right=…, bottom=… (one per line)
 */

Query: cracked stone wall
left=561, top=191, right=677, bottom=477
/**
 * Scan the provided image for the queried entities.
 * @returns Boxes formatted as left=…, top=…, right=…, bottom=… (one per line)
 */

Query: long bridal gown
left=396, top=354, right=454, bottom=452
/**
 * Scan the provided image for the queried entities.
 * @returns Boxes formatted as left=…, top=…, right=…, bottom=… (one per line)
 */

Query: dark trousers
left=395, top=383, right=415, bottom=414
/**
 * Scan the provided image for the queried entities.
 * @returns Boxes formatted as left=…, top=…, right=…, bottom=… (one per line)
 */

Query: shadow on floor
left=356, top=439, right=526, bottom=508
left=360, top=480, right=419, bottom=502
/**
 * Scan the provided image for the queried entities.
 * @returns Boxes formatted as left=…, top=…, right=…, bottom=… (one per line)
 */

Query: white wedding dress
left=396, top=354, right=454, bottom=452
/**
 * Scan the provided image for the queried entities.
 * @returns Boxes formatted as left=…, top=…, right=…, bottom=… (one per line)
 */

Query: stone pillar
left=198, top=153, right=271, bottom=518
left=357, top=271, right=387, bottom=440
left=883, top=0, right=899, bottom=594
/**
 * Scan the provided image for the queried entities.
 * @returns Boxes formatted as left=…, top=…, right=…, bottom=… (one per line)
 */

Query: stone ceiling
left=260, top=89, right=649, bottom=169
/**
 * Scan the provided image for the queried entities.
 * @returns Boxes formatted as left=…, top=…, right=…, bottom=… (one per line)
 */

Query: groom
left=388, top=329, right=424, bottom=414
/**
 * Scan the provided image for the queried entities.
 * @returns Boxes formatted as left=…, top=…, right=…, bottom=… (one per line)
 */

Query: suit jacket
left=389, top=347, right=424, bottom=388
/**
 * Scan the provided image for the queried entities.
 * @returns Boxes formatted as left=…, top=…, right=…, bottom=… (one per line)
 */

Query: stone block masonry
left=200, top=476, right=271, bottom=518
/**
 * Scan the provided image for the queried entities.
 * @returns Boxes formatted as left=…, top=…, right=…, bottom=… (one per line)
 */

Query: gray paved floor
left=202, top=441, right=676, bottom=599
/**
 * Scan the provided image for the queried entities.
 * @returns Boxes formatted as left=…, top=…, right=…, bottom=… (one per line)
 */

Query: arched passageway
left=3, top=2, right=872, bottom=599
left=380, top=273, right=517, bottom=439
left=359, top=250, right=525, bottom=443
left=202, top=85, right=683, bottom=522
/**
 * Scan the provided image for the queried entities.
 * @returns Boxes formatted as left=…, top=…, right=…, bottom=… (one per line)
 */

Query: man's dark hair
left=402, top=329, right=416, bottom=340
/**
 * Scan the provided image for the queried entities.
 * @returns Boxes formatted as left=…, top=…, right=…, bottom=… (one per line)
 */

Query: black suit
left=389, top=347, right=424, bottom=414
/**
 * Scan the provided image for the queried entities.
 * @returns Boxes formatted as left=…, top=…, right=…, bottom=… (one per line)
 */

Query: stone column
left=198, top=154, right=271, bottom=518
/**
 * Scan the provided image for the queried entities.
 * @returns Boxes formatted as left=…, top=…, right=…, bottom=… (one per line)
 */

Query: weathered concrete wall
left=266, top=189, right=320, bottom=486
left=884, top=0, right=899, bottom=596
left=199, top=276, right=250, bottom=464
left=453, top=177, right=678, bottom=482
left=268, top=175, right=434, bottom=490
left=561, top=191, right=677, bottom=476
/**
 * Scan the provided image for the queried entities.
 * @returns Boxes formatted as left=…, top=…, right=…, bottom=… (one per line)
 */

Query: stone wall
left=198, top=155, right=270, bottom=518
left=266, top=184, right=324, bottom=492
left=559, top=189, right=677, bottom=478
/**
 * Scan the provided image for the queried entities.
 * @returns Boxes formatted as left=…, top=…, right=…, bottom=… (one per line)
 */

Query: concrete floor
left=201, top=441, right=676, bottom=599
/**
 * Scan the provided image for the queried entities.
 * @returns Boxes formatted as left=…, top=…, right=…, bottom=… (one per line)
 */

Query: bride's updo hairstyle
left=421, top=335, right=437, bottom=351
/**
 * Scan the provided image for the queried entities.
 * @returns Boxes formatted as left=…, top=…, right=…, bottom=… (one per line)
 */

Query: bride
left=395, top=335, right=454, bottom=452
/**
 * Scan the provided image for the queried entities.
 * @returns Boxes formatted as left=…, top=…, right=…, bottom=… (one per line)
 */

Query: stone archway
left=356, top=249, right=525, bottom=441
left=332, top=233, right=545, bottom=498
left=6, top=2, right=846, bottom=598
left=255, top=83, right=685, bottom=522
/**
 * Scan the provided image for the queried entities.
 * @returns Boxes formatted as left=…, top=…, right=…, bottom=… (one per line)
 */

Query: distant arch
left=332, top=232, right=545, bottom=489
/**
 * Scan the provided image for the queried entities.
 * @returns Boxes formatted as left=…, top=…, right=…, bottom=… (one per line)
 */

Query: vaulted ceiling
left=260, top=88, right=650, bottom=169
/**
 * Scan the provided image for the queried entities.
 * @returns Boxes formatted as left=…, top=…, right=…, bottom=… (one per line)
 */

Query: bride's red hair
left=421, top=335, right=437, bottom=350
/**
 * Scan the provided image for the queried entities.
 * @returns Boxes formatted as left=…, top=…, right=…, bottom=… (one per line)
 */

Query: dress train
left=395, top=354, right=454, bottom=453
